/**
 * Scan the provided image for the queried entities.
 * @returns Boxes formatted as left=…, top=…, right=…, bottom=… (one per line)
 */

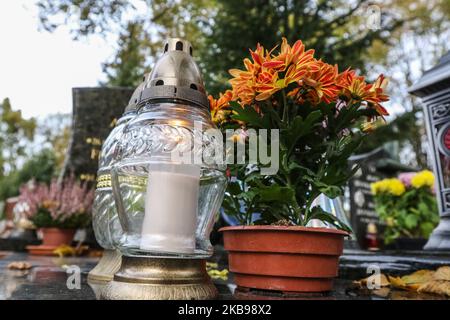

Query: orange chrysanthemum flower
left=262, top=37, right=315, bottom=72
left=229, top=38, right=320, bottom=104
left=223, top=37, right=389, bottom=121
left=303, top=61, right=339, bottom=104
left=367, top=74, right=389, bottom=116
left=338, top=70, right=389, bottom=116
left=228, top=43, right=270, bottom=106
left=208, top=90, right=233, bottom=124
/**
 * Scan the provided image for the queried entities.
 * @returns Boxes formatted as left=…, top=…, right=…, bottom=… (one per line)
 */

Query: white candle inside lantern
left=140, top=163, right=200, bottom=253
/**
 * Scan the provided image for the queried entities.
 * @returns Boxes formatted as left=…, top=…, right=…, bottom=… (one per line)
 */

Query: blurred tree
left=202, top=0, right=409, bottom=94
left=0, top=98, right=36, bottom=177
left=36, top=0, right=213, bottom=87
left=101, top=22, right=147, bottom=87
left=36, top=0, right=408, bottom=92
left=37, top=113, right=71, bottom=172
left=37, top=0, right=134, bottom=38
left=0, top=112, right=70, bottom=202
left=0, top=149, right=56, bottom=201
left=363, top=0, right=450, bottom=168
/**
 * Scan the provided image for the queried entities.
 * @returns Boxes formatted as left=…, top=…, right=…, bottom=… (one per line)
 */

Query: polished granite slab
left=0, top=251, right=449, bottom=300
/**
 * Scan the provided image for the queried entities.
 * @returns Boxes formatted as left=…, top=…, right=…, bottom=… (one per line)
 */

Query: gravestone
left=60, top=87, right=134, bottom=184
left=348, top=147, right=418, bottom=248
left=409, top=51, right=450, bottom=250
left=348, top=148, right=389, bottom=248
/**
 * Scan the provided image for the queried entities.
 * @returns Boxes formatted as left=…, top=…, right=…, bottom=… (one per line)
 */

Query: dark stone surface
left=0, top=251, right=98, bottom=300
left=61, top=87, right=134, bottom=186
left=339, top=249, right=450, bottom=280
left=0, top=237, right=40, bottom=252
left=0, top=250, right=449, bottom=300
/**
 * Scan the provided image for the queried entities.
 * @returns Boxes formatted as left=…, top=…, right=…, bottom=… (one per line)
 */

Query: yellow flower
left=370, top=181, right=383, bottom=195
left=387, top=178, right=405, bottom=196
left=411, top=170, right=435, bottom=189
left=371, top=178, right=405, bottom=196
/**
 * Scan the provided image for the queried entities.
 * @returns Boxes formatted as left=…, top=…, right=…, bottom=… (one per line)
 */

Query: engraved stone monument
left=409, top=51, right=450, bottom=250
left=60, top=87, right=134, bottom=184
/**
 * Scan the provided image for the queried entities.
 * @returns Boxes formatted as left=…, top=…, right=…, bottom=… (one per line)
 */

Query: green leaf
left=308, top=206, right=352, bottom=233
left=227, top=181, right=242, bottom=195
left=404, top=214, right=419, bottom=229
left=283, top=110, right=322, bottom=154
left=230, top=101, right=270, bottom=128
left=420, top=222, right=435, bottom=238
left=318, top=184, right=342, bottom=199
left=306, top=179, right=342, bottom=199
left=258, top=184, right=295, bottom=203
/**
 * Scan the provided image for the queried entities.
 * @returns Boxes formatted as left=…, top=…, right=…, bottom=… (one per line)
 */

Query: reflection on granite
left=0, top=252, right=97, bottom=300
left=0, top=251, right=449, bottom=300
left=340, top=249, right=450, bottom=279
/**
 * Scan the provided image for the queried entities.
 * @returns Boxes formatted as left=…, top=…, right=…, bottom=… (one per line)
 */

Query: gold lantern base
left=87, top=249, right=122, bottom=284
left=100, top=256, right=218, bottom=300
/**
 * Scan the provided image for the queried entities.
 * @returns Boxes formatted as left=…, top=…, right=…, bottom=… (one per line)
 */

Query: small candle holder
left=101, top=38, right=227, bottom=299
left=88, top=78, right=147, bottom=286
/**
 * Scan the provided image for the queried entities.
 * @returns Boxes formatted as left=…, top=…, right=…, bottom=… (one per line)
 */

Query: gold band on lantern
left=118, top=175, right=148, bottom=188
left=96, top=174, right=148, bottom=189
left=96, top=174, right=112, bottom=188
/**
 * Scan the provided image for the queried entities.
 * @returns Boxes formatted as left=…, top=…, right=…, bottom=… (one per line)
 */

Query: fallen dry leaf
left=418, top=280, right=450, bottom=297
left=388, top=275, right=420, bottom=291
left=353, top=266, right=450, bottom=298
left=8, top=261, right=32, bottom=270
left=401, top=269, right=435, bottom=285
left=53, top=245, right=76, bottom=257
left=433, top=266, right=450, bottom=281
left=53, top=244, right=89, bottom=257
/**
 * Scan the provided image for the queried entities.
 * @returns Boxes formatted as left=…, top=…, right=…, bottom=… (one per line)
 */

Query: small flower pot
left=220, top=225, right=348, bottom=293
left=41, top=228, right=76, bottom=246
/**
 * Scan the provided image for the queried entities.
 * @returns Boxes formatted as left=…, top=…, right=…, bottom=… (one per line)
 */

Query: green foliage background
left=0, top=149, right=56, bottom=202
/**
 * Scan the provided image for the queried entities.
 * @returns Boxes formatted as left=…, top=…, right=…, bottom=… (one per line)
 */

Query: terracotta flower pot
left=220, top=225, right=348, bottom=293
left=41, top=228, right=76, bottom=246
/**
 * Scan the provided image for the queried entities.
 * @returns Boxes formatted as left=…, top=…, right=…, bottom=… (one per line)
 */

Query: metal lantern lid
left=124, top=73, right=150, bottom=113
left=139, top=38, right=209, bottom=109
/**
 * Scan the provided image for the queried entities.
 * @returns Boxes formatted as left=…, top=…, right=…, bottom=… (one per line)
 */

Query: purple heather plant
left=18, top=176, right=94, bottom=229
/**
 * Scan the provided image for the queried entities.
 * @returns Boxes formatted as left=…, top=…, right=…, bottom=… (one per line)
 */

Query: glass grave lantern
left=88, top=77, right=147, bottom=286
left=102, top=38, right=227, bottom=300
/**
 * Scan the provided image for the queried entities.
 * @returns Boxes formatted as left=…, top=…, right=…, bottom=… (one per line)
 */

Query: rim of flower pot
left=41, top=227, right=76, bottom=232
left=219, top=225, right=349, bottom=236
